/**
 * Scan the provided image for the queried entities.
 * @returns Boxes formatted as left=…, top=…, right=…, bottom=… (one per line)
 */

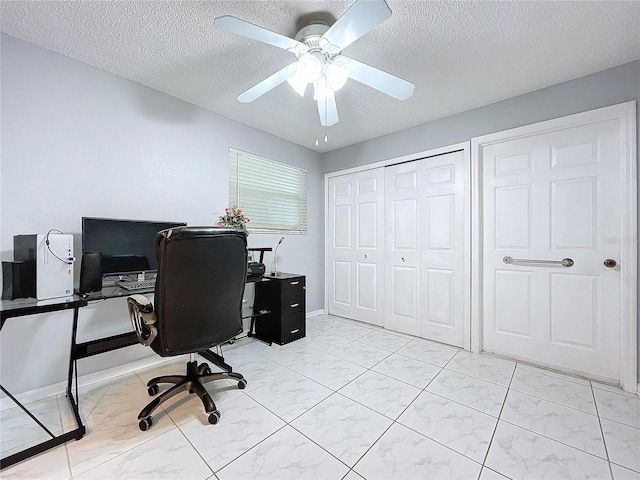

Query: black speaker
left=2, top=261, right=36, bottom=299
left=79, top=253, right=103, bottom=294
left=1, top=262, right=12, bottom=300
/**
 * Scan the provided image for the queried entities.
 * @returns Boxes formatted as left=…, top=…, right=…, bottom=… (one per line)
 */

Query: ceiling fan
left=214, top=0, right=414, bottom=127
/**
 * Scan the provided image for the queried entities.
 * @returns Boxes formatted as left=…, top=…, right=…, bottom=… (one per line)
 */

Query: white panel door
left=420, top=151, right=467, bottom=346
left=481, top=118, right=622, bottom=380
left=384, top=162, right=421, bottom=335
left=328, top=176, right=354, bottom=319
left=328, top=169, right=384, bottom=325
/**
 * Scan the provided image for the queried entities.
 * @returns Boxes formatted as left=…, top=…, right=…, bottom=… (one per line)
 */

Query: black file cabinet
left=253, top=273, right=306, bottom=345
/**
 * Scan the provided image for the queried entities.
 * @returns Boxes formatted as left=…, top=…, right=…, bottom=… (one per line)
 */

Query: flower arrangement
left=217, top=207, right=250, bottom=230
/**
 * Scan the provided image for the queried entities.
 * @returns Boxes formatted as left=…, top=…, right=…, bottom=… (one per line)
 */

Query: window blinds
left=229, top=148, right=307, bottom=232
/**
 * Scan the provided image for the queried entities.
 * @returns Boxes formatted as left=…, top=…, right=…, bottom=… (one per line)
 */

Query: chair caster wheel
left=148, top=385, right=159, bottom=396
left=208, top=411, right=220, bottom=425
left=198, top=363, right=212, bottom=375
left=237, top=379, right=247, bottom=389
left=139, top=417, right=154, bottom=431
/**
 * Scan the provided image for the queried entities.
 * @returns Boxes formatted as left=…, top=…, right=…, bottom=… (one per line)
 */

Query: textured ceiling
left=1, top=1, right=639, bottom=152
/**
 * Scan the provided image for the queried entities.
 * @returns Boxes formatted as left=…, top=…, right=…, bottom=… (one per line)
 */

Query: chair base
left=137, top=357, right=246, bottom=430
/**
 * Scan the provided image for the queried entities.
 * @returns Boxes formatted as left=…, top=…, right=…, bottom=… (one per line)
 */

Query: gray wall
left=323, top=60, right=640, bottom=383
left=0, top=34, right=324, bottom=394
left=323, top=61, right=640, bottom=174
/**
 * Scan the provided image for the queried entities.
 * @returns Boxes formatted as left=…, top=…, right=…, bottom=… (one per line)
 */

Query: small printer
left=247, top=262, right=265, bottom=278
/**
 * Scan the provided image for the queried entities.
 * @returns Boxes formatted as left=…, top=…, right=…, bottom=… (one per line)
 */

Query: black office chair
left=127, top=226, right=248, bottom=431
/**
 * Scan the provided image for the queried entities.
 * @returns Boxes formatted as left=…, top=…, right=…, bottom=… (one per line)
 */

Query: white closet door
left=480, top=117, right=622, bottom=381
left=328, top=175, right=355, bottom=319
left=420, top=150, right=466, bottom=347
left=384, top=152, right=468, bottom=343
left=328, top=169, right=384, bottom=325
left=384, top=162, right=421, bottom=335
left=328, top=146, right=470, bottom=345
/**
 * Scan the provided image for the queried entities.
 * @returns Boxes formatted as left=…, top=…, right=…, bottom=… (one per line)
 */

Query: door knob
left=604, top=259, right=617, bottom=268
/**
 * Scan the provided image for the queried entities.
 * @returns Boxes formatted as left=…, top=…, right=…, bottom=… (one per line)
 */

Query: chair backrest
left=151, top=226, right=248, bottom=356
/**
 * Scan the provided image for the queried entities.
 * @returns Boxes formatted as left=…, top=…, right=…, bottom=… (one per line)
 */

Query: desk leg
left=0, top=307, right=86, bottom=470
left=0, top=385, right=55, bottom=437
left=247, top=314, right=272, bottom=346
left=66, top=306, right=85, bottom=436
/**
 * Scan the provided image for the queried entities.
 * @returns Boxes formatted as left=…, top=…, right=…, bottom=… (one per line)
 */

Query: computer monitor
left=82, top=217, right=187, bottom=278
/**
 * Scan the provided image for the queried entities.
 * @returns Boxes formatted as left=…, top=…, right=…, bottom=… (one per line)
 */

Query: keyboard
left=119, top=281, right=156, bottom=291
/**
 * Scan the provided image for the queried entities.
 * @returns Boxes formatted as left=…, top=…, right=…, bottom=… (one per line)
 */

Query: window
left=229, top=148, right=307, bottom=232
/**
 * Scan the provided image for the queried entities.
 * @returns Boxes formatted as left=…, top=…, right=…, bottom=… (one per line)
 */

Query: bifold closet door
left=327, top=169, right=384, bottom=325
left=419, top=150, right=467, bottom=347
left=384, top=162, right=421, bottom=335
left=384, top=151, right=467, bottom=346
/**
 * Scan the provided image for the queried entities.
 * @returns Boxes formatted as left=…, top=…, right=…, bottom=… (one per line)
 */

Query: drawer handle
left=290, top=329, right=299, bottom=334
left=290, top=303, right=300, bottom=308
left=290, top=281, right=299, bottom=285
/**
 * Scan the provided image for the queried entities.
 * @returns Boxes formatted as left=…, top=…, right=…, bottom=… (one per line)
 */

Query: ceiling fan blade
left=346, top=58, right=414, bottom=100
left=317, top=94, right=339, bottom=126
left=237, top=63, right=297, bottom=103
left=321, top=0, right=392, bottom=51
left=215, top=16, right=306, bottom=52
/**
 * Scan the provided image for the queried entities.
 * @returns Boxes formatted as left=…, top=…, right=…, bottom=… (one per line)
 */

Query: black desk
left=77, top=275, right=269, bottom=358
left=0, top=295, right=88, bottom=470
left=0, top=275, right=271, bottom=470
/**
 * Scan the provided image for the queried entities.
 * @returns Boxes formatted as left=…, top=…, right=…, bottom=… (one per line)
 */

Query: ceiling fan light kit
left=313, top=77, right=330, bottom=101
left=214, top=0, right=414, bottom=128
left=286, top=73, right=308, bottom=97
left=296, top=52, right=323, bottom=83
left=324, top=58, right=349, bottom=91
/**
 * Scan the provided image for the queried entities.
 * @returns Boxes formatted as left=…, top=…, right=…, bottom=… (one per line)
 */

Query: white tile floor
left=2, top=314, right=639, bottom=479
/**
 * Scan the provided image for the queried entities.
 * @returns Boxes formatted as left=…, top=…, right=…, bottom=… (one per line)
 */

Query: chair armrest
left=127, top=294, right=157, bottom=347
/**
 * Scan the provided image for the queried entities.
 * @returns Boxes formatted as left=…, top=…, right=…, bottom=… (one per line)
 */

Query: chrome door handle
left=604, top=259, right=617, bottom=268
left=503, top=256, right=574, bottom=267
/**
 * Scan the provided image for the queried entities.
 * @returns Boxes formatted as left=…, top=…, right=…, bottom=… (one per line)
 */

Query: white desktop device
left=38, top=233, right=74, bottom=299
left=14, top=233, right=74, bottom=299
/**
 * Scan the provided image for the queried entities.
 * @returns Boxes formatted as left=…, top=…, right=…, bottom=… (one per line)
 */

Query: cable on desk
left=45, top=229, right=75, bottom=265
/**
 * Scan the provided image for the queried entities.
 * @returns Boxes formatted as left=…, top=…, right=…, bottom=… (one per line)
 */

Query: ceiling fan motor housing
left=295, top=23, right=332, bottom=56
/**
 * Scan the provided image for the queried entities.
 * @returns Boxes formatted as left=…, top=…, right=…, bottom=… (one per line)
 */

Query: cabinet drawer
left=282, top=277, right=305, bottom=290
left=281, top=284, right=305, bottom=315
left=279, top=311, right=306, bottom=344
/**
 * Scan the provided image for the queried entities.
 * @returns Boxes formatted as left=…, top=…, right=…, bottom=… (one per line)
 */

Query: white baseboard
left=0, top=355, right=175, bottom=412
left=306, top=309, right=326, bottom=318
